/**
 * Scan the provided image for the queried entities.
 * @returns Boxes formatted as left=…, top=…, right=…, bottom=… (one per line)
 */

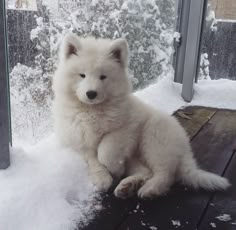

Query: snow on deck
left=0, top=75, right=236, bottom=229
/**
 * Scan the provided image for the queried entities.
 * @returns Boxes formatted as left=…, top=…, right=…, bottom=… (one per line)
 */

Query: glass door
left=6, top=0, right=176, bottom=145
left=199, top=0, right=236, bottom=81
left=0, top=0, right=11, bottom=169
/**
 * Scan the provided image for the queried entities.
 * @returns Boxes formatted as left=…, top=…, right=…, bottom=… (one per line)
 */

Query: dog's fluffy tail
left=179, top=154, right=230, bottom=191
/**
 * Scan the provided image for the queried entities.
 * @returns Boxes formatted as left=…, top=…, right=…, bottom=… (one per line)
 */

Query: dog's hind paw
left=137, top=178, right=169, bottom=199
left=137, top=184, right=155, bottom=199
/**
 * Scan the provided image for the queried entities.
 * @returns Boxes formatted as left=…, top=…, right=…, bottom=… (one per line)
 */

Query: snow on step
left=215, top=214, right=232, bottom=222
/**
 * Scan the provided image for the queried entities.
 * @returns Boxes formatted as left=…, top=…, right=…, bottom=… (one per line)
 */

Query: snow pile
left=171, top=219, right=181, bottom=227
left=0, top=136, right=100, bottom=230
left=136, top=73, right=184, bottom=114
left=149, top=226, right=158, bottom=230
left=173, top=32, right=181, bottom=43
left=210, top=222, right=216, bottom=228
left=191, top=79, right=236, bottom=109
left=215, top=214, right=232, bottom=222
left=206, top=3, right=217, bottom=32
left=136, top=76, right=236, bottom=114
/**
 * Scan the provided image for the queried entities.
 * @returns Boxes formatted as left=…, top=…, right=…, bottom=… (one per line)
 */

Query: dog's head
left=54, top=33, right=132, bottom=105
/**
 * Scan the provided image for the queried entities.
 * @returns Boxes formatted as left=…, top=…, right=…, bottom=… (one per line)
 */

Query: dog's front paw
left=91, top=171, right=113, bottom=192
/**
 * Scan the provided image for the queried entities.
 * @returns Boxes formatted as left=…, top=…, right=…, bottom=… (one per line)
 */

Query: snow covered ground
left=0, top=75, right=236, bottom=230
left=0, top=136, right=101, bottom=230
left=136, top=74, right=236, bottom=114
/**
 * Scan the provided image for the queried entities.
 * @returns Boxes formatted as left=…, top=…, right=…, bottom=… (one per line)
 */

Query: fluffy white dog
left=53, top=33, right=230, bottom=199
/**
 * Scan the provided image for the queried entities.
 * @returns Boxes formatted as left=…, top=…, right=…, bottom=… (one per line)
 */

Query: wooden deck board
left=118, top=109, right=236, bottom=230
left=80, top=107, right=236, bottom=230
left=81, top=194, right=137, bottom=230
left=198, top=152, right=236, bottom=230
left=175, top=106, right=217, bottom=139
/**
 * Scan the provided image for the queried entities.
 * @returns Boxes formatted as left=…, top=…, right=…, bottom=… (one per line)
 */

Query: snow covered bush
left=33, top=0, right=175, bottom=89
left=10, top=63, right=52, bottom=142
left=9, top=0, right=175, bottom=142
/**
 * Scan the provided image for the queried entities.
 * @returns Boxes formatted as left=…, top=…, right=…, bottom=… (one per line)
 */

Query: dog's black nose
left=86, top=91, right=97, bottom=100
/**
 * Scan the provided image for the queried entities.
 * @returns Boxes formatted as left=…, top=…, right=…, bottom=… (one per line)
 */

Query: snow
left=121, top=1, right=128, bottom=10
left=215, top=214, right=232, bottom=222
left=149, top=226, right=158, bottom=230
left=216, top=19, right=236, bottom=23
left=136, top=75, right=236, bottom=115
left=141, top=220, right=147, bottom=226
left=171, top=219, right=181, bottom=227
left=173, top=32, right=181, bottom=43
left=0, top=136, right=100, bottom=230
left=30, top=17, right=44, bottom=40
left=206, top=6, right=217, bottom=32
left=7, top=0, right=38, bottom=11
left=210, top=222, right=216, bottom=228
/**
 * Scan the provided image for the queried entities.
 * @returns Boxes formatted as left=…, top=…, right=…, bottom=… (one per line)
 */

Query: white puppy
left=53, top=33, right=230, bottom=199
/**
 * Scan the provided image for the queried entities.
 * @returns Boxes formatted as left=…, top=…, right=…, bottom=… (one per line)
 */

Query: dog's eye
left=80, top=73, right=86, bottom=78
left=100, top=75, right=107, bottom=80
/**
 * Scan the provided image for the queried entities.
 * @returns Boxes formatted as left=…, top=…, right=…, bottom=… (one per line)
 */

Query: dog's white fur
left=53, top=33, right=230, bottom=199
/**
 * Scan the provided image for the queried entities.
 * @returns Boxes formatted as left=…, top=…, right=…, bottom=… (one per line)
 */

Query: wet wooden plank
left=80, top=193, right=136, bottom=230
left=118, top=109, right=236, bottom=230
left=192, top=110, right=236, bottom=173
left=198, top=152, right=236, bottom=230
left=175, top=106, right=216, bottom=140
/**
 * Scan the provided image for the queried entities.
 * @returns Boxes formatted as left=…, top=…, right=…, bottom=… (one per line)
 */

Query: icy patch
left=141, top=221, right=147, bottom=226
left=215, top=214, right=232, bottom=222
left=171, top=220, right=181, bottom=227
left=210, top=222, right=216, bottom=228
left=0, top=136, right=99, bottom=230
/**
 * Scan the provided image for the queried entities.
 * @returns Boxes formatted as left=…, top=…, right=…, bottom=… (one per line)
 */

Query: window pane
left=7, top=0, right=176, bottom=143
left=199, top=0, right=236, bottom=80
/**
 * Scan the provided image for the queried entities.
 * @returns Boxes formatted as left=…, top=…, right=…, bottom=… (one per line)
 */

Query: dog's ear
left=109, top=39, right=129, bottom=67
left=60, top=33, right=80, bottom=60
